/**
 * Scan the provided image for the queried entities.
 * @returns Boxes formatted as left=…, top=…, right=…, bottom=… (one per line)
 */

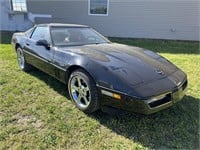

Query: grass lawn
left=0, top=38, right=199, bottom=149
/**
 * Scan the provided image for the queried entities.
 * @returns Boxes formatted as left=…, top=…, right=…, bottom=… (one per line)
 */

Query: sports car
left=11, top=23, right=188, bottom=114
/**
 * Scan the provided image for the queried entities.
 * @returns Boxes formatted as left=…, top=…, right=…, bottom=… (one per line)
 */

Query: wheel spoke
left=77, top=77, right=82, bottom=87
left=71, top=85, right=79, bottom=92
left=84, top=86, right=89, bottom=93
left=18, top=57, right=21, bottom=64
left=21, top=55, right=24, bottom=64
left=82, top=96, right=89, bottom=106
left=77, top=95, right=82, bottom=104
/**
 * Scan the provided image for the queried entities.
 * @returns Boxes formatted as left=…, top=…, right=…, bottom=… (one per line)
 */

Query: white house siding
left=1, top=0, right=199, bottom=41
left=28, top=0, right=199, bottom=41
left=0, top=0, right=32, bottom=31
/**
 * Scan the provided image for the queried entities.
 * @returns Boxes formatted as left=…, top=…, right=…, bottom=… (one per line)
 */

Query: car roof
left=36, top=23, right=88, bottom=28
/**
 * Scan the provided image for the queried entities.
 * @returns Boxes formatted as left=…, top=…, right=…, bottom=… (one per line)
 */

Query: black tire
left=16, top=46, right=32, bottom=71
left=68, top=69, right=99, bottom=113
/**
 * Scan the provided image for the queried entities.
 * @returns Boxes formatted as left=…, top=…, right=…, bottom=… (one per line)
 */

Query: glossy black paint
left=11, top=23, right=188, bottom=114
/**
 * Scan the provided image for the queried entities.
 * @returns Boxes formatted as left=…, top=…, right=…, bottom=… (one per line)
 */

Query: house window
left=11, top=0, right=27, bottom=12
left=89, top=0, right=109, bottom=16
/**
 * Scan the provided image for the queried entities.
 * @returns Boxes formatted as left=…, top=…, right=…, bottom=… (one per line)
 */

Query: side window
left=31, top=27, right=50, bottom=43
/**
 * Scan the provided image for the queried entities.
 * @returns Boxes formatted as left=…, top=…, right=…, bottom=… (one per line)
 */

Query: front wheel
left=16, top=47, right=32, bottom=71
left=68, top=69, right=99, bottom=113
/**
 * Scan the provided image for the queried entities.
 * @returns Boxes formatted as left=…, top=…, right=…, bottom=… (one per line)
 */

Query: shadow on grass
left=28, top=69, right=71, bottom=99
left=91, top=96, right=199, bottom=149
left=28, top=69, right=199, bottom=149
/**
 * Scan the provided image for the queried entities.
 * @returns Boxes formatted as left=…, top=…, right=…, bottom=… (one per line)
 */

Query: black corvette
left=11, top=23, right=187, bottom=114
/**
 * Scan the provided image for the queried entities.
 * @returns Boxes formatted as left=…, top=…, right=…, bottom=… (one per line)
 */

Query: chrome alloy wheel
left=70, top=75, right=91, bottom=109
left=17, top=48, right=25, bottom=69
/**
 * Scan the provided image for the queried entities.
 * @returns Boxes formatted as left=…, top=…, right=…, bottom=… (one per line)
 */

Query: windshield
left=51, top=27, right=110, bottom=46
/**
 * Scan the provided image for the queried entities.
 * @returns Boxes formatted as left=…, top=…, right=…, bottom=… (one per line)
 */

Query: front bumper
left=99, top=79, right=187, bottom=115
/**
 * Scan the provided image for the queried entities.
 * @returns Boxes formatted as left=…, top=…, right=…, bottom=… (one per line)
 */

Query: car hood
left=60, top=43, right=178, bottom=87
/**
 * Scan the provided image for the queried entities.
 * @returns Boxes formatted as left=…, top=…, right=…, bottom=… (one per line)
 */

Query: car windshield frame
left=50, top=26, right=110, bottom=47
left=25, top=26, right=35, bottom=38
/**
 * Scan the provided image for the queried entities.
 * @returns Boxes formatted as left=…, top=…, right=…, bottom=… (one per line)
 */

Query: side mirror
left=36, top=40, right=50, bottom=50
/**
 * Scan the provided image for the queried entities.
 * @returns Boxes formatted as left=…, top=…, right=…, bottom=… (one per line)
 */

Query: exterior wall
left=1, top=0, right=199, bottom=41
left=27, top=0, right=199, bottom=41
left=0, top=0, right=32, bottom=31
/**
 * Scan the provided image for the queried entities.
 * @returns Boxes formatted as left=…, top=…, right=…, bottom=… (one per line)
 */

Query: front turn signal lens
left=101, top=90, right=121, bottom=100
left=113, top=93, right=121, bottom=100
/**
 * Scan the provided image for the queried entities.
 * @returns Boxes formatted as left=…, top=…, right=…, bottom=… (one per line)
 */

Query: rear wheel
left=68, top=69, right=99, bottom=113
left=16, top=47, right=32, bottom=71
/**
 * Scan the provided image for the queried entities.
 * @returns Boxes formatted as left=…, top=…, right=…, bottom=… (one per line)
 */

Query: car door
left=24, top=26, right=55, bottom=76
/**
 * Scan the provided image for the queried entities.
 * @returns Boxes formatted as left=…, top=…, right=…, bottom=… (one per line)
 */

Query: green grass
left=0, top=39, right=199, bottom=149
